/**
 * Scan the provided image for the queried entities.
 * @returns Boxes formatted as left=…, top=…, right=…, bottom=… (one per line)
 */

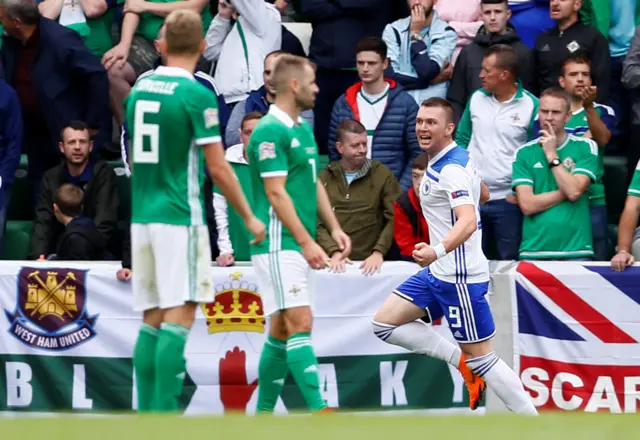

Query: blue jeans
left=480, top=199, right=523, bottom=260
left=590, top=204, right=609, bottom=261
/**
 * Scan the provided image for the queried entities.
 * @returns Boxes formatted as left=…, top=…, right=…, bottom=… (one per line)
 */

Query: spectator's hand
left=360, top=251, right=383, bottom=276
left=102, top=43, right=130, bottom=71
left=302, top=241, right=331, bottom=270
left=409, top=5, right=427, bottom=35
left=580, top=86, right=597, bottom=108
left=430, top=62, right=453, bottom=85
left=331, top=228, right=352, bottom=259
left=124, top=0, right=147, bottom=15
left=412, top=242, right=436, bottom=267
left=117, top=268, right=132, bottom=281
left=37, top=255, right=46, bottom=261
left=539, top=123, right=558, bottom=158
left=218, top=0, right=235, bottom=19
left=216, top=253, right=235, bottom=267
left=274, top=0, right=288, bottom=13
left=328, top=252, right=352, bottom=273
left=611, top=250, right=634, bottom=272
left=505, top=194, right=518, bottom=204
left=245, top=215, right=266, bottom=245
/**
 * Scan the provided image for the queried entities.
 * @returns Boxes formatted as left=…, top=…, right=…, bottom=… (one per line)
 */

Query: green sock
left=133, top=324, right=158, bottom=412
left=286, top=333, right=327, bottom=412
left=256, top=335, right=288, bottom=413
left=154, top=323, right=189, bottom=412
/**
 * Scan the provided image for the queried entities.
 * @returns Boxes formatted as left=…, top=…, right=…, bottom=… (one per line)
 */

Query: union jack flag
left=512, top=262, right=640, bottom=413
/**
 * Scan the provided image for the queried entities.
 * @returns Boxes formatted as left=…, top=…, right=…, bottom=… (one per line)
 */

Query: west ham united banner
left=0, top=262, right=473, bottom=414
left=513, top=262, right=640, bottom=413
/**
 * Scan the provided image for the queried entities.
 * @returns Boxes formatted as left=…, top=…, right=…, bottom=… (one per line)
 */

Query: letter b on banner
left=6, top=362, right=33, bottom=407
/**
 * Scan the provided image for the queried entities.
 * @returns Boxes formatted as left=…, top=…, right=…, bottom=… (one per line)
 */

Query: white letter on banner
left=380, top=361, right=408, bottom=406
left=318, top=364, right=339, bottom=408
left=585, top=376, right=621, bottom=413
left=520, top=367, right=549, bottom=406
left=551, top=373, right=583, bottom=410
left=624, top=377, right=640, bottom=413
left=72, top=364, right=93, bottom=409
left=6, top=362, right=33, bottom=407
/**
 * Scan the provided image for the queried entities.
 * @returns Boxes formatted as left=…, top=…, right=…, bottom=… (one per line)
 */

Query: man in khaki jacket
left=317, top=120, right=401, bottom=275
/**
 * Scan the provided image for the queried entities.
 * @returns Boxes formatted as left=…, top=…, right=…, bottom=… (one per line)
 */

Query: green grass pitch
left=1, top=413, right=639, bottom=440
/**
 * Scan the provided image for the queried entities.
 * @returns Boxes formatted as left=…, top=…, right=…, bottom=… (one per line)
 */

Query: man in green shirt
left=247, top=54, right=350, bottom=414
left=611, top=159, right=640, bottom=271
left=533, top=54, right=615, bottom=260
left=102, top=0, right=212, bottom=126
left=214, top=111, right=263, bottom=266
left=512, top=87, right=599, bottom=261
left=125, top=10, right=264, bottom=412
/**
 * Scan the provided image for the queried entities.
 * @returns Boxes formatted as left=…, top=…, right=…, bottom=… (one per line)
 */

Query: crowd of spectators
left=2, top=0, right=640, bottom=271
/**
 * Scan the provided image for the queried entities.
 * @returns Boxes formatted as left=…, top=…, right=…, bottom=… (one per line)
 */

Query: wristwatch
left=410, top=33, right=422, bottom=42
left=548, top=158, right=561, bottom=169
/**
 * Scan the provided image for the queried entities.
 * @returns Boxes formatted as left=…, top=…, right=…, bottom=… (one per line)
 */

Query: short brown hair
left=484, top=44, right=519, bottom=79
left=54, top=183, right=84, bottom=218
left=540, top=86, right=571, bottom=112
left=336, top=119, right=366, bottom=143
left=412, top=153, right=429, bottom=171
left=272, top=54, right=315, bottom=94
left=241, top=111, right=264, bottom=129
left=164, top=9, right=202, bottom=55
left=561, top=53, right=591, bottom=75
left=420, top=97, right=455, bottom=125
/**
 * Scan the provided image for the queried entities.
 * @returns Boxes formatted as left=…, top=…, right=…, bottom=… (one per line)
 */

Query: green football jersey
left=564, top=104, right=614, bottom=206
left=628, top=159, right=640, bottom=197
left=247, top=105, right=319, bottom=255
left=512, top=134, right=599, bottom=260
left=125, top=66, right=221, bottom=226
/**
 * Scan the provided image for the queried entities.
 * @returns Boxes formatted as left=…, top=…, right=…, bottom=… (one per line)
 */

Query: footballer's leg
left=152, top=224, right=213, bottom=412
left=277, top=251, right=326, bottom=412
left=373, top=269, right=462, bottom=367
left=131, top=223, right=162, bottom=412
left=373, top=268, right=485, bottom=409
left=445, top=282, right=537, bottom=415
left=253, top=253, right=289, bottom=413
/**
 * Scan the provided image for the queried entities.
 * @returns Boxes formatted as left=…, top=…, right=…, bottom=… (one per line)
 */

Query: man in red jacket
left=394, top=153, right=430, bottom=260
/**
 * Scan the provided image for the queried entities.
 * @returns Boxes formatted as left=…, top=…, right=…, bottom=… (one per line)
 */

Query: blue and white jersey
left=419, top=142, right=489, bottom=284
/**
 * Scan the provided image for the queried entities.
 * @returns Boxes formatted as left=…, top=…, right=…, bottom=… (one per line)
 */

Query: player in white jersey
left=372, top=98, right=537, bottom=415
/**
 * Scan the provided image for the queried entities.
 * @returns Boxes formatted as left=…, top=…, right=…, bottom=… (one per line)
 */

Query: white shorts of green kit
left=131, top=223, right=213, bottom=311
left=251, top=250, right=316, bottom=316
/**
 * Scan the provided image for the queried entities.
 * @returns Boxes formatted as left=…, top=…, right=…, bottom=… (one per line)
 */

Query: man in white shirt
left=455, top=44, right=538, bottom=260
left=204, top=0, right=282, bottom=105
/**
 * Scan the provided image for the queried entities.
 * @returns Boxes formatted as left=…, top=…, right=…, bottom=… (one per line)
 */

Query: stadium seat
left=3, top=220, right=32, bottom=260
left=603, top=156, right=628, bottom=226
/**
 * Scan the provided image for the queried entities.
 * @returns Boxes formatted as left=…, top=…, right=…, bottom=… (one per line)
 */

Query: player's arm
left=440, top=204, right=478, bottom=253
left=317, top=178, right=352, bottom=258
left=514, top=186, right=565, bottom=216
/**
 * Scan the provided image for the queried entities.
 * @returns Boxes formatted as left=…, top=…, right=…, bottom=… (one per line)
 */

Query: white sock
left=373, top=320, right=461, bottom=367
left=466, top=352, right=538, bottom=415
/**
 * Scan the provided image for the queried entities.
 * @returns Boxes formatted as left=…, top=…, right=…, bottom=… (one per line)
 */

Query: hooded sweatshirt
left=447, top=23, right=534, bottom=121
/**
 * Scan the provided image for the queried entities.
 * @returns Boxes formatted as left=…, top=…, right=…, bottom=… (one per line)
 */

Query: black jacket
left=534, top=21, right=610, bottom=100
left=55, top=217, right=106, bottom=261
left=1, top=18, right=109, bottom=154
left=291, top=0, right=406, bottom=69
left=29, top=159, right=119, bottom=259
left=447, top=24, right=534, bottom=121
